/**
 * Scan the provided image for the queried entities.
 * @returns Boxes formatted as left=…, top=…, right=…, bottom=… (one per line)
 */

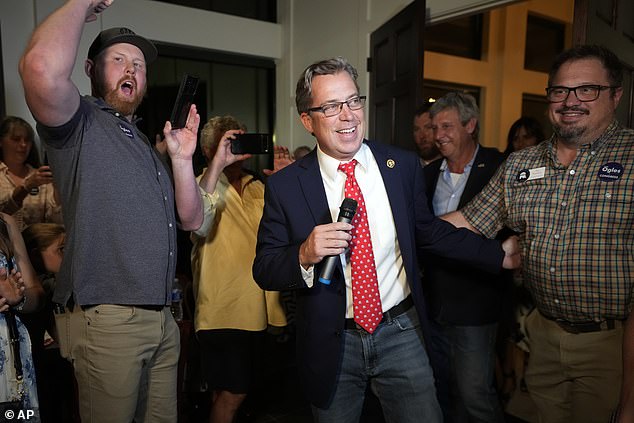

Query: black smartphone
left=169, top=74, right=199, bottom=129
left=230, top=133, right=273, bottom=155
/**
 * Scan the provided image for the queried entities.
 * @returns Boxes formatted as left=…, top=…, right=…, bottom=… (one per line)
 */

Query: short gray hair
left=429, top=91, right=480, bottom=139
left=295, top=57, right=360, bottom=115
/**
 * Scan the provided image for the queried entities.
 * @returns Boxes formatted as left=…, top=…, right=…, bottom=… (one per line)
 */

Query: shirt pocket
left=578, top=182, right=634, bottom=233
left=574, top=182, right=634, bottom=304
left=507, top=179, right=554, bottom=232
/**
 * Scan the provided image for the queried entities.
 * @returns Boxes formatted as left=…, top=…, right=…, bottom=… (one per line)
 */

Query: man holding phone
left=252, top=56, right=519, bottom=422
left=19, top=1, right=206, bottom=421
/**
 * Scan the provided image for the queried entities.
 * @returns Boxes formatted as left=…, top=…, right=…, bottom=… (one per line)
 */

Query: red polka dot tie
left=338, top=159, right=383, bottom=333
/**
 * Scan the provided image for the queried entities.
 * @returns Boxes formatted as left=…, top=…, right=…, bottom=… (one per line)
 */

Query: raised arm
left=163, top=104, right=203, bottom=231
left=19, top=0, right=113, bottom=126
left=198, top=129, right=250, bottom=194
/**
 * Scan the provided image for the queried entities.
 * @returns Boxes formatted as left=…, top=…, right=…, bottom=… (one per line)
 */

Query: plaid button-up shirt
left=462, top=120, right=634, bottom=322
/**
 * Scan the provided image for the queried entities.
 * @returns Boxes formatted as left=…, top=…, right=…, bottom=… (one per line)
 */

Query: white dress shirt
left=302, top=142, right=410, bottom=318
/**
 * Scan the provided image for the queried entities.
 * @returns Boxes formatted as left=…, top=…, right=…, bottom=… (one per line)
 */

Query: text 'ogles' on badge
left=597, top=162, right=623, bottom=182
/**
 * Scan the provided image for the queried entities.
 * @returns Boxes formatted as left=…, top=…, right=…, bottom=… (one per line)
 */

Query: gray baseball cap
left=88, top=27, right=157, bottom=63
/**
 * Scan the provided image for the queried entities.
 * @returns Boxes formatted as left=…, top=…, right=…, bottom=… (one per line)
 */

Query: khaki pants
left=55, top=304, right=179, bottom=423
left=524, top=310, right=622, bottom=423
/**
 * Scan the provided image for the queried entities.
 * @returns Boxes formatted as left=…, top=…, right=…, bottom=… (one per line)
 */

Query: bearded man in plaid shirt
left=444, top=45, right=633, bottom=423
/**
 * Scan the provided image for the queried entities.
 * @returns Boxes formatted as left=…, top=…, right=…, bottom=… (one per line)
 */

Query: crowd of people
left=0, top=1, right=632, bottom=423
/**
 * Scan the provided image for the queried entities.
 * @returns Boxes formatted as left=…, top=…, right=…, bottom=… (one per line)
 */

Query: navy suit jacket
left=253, top=140, right=504, bottom=408
left=423, top=146, right=507, bottom=324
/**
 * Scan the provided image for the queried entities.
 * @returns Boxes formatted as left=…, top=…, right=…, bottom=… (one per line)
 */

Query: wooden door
left=368, top=0, right=426, bottom=149
left=574, top=0, right=634, bottom=126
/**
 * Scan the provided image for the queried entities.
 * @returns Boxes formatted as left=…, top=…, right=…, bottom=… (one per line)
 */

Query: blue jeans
left=312, top=306, right=442, bottom=423
left=433, top=322, right=504, bottom=423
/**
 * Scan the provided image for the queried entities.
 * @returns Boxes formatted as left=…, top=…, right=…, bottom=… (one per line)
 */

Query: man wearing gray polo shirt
left=19, top=1, right=213, bottom=422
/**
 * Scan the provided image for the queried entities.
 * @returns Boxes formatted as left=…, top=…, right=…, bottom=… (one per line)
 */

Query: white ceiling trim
left=427, top=0, right=522, bottom=24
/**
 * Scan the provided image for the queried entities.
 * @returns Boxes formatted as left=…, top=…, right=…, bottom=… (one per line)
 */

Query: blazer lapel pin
left=386, top=159, right=395, bottom=168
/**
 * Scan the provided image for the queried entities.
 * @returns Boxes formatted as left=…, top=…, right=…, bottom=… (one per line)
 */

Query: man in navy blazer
left=422, top=92, right=507, bottom=422
left=252, top=57, right=518, bottom=423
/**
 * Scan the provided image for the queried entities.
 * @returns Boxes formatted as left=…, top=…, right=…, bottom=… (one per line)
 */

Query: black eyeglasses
left=308, top=96, right=366, bottom=117
left=545, top=85, right=618, bottom=103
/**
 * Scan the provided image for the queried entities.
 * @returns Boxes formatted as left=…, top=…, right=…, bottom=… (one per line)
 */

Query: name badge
left=119, top=124, right=134, bottom=139
left=598, top=162, right=623, bottom=182
left=517, top=166, right=545, bottom=182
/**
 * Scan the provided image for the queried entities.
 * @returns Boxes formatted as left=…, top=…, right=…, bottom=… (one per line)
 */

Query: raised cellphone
left=169, top=74, right=199, bottom=129
left=230, top=133, right=273, bottom=155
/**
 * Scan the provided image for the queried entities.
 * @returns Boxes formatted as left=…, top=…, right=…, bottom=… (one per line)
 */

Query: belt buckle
left=555, top=319, right=612, bottom=334
left=555, top=319, right=580, bottom=334
left=598, top=320, right=617, bottom=331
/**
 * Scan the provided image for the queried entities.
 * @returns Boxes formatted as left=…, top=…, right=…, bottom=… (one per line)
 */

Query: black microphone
left=318, top=198, right=357, bottom=285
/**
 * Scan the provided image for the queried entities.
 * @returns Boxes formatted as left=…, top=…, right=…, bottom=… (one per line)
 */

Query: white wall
left=277, top=0, right=414, bottom=149
left=1, top=1, right=38, bottom=124
left=1, top=0, right=518, bottom=150
left=277, top=0, right=519, bottom=149
left=0, top=0, right=282, bottom=135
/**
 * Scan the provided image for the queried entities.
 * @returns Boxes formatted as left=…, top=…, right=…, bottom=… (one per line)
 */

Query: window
left=148, top=0, right=276, bottom=22
left=524, top=15, right=565, bottom=73
left=422, top=80, right=481, bottom=107
left=425, top=14, right=484, bottom=60
left=136, top=43, right=275, bottom=175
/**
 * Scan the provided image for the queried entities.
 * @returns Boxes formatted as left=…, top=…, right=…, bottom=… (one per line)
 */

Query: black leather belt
left=53, top=302, right=164, bottom=314
left=134, top=305, right=165, bottom=311
left=554, top=318, right=621, bottom=334
left=345, top=296, right=413, bottom=330
left=82, top=304, right=165, bottom=311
